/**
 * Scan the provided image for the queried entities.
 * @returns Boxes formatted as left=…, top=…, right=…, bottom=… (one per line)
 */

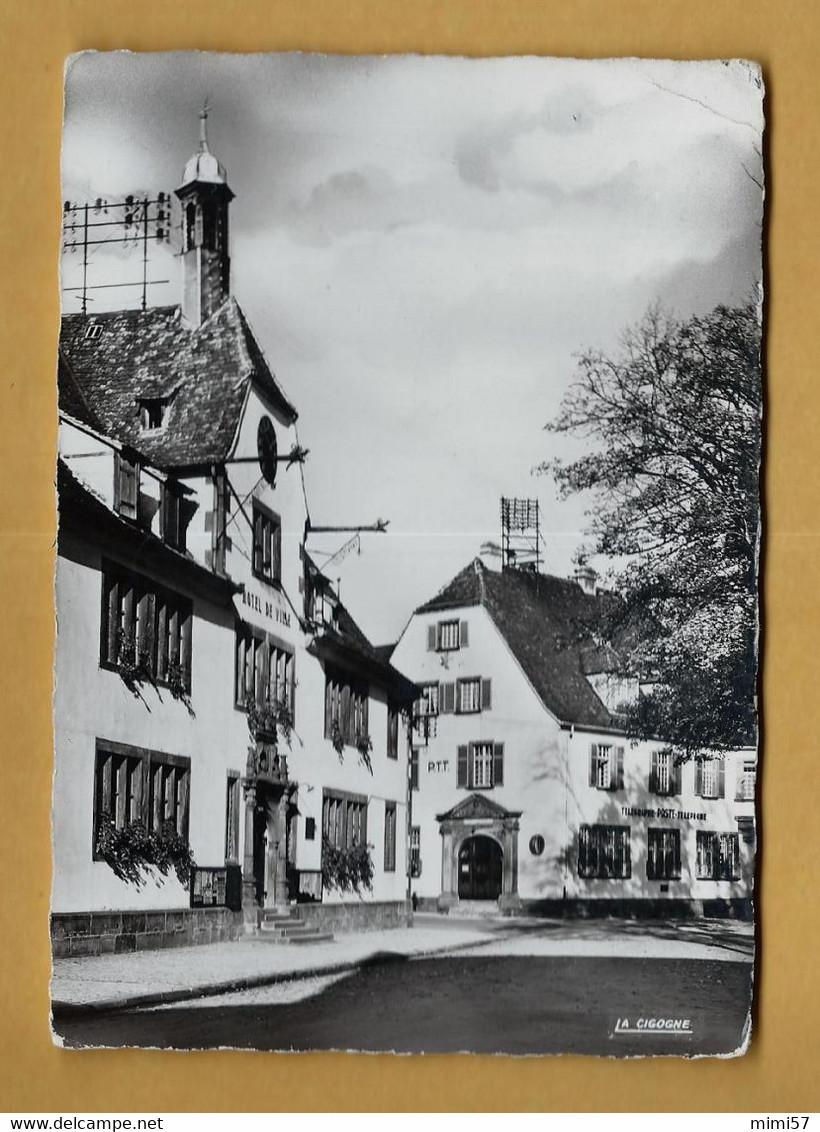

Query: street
left=54, top=953, right=752, bottom=1056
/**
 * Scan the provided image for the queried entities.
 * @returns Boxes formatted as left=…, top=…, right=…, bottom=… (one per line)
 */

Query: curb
left=50, top=933, right=505, bottom=1020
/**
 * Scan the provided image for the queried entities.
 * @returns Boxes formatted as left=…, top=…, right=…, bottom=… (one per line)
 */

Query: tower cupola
left=175, top=107, right=234, bottom=327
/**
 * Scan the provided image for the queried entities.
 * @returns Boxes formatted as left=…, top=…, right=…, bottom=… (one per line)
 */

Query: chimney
left=574, top=564, right=598, bottom=595
left=174, top=108, right=234, bottom=328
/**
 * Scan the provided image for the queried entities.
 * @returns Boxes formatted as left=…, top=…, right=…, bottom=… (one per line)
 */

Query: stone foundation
left=418, top=895, right=753, bottom=921
left=296, top=899, right=410, bottom=934
left=51, top=907, right=245, bottom=958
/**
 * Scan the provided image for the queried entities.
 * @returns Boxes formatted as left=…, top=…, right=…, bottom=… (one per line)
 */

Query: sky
left=61, top=52, right=764, bottom=644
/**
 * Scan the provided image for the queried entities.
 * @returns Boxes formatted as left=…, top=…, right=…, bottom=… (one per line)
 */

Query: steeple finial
left=199, top=99, right=211, bottom=153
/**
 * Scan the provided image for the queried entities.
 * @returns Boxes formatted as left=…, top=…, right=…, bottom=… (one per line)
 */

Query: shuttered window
left=251, top=501, right=282, bottom=585
left=578, top=824, right=631, bottom=879
left=235, top=624, right=295, bottom=717
left=589, top=744, right=624, bottom=791
left=410, top=748, right=420, bottom=791
left=322, top=790, right=368, bottom=849
left=695, top=757, right=725, bottom=799
left=100, top=563, right=192, bottom=692
left=428, top=619, right=470, bottom=651
left=646, top=828, right=681, bottom=880
left=457, top=742, right=504, bottom=789
left=161, top=481, right=185, bottom=551
left=649, top=749, right=680, bottom=796
left=94, top=741, right=191, bottom=852
left=736, top=760, right=756, bottom=801
left=114, top=451, right=139, bottom=520
left=324, top=667, right=369, bottom=747
left=410, top=826, right=421, bottom=878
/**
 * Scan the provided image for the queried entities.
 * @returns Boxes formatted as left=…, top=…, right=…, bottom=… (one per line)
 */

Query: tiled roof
left=305, top=555, right=417, bottom=701
left=417, top=558, right=619, bottom=728
left=59, top=299, right=297, bottom=469
left=58, top=351, right=102, bottom=432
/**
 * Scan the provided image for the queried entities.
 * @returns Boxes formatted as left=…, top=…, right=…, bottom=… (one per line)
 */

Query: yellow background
left=1, top=0, right=817, bottom=1113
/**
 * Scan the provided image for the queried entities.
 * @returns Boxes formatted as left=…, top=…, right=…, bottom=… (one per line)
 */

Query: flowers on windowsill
left=321, top=837, right=374, bottom=896
left=245, top=694, right=294, bottom=746
left=95, top=813, right=195, bottom=889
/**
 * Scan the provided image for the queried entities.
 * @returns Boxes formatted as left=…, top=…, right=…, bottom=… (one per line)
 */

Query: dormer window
left=84, top=323, right=103, bottom=341
left=139, top=397, right=168, bottom=431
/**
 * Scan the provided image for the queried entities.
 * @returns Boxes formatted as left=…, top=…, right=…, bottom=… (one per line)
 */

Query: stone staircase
left=255, top=907, right=334, bottom=945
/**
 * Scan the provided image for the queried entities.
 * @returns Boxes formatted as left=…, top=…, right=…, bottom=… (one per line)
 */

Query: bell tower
left=175, top=107, right=234, bottom=327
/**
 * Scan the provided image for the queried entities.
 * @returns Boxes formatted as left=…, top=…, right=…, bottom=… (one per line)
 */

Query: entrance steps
left=450, top=900, right=505, bottom=920
left=255, top=908, right=334, bottom=945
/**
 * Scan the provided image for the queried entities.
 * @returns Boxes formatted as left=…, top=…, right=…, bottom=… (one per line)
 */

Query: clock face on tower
left=257, top=416, right=278, bottom=486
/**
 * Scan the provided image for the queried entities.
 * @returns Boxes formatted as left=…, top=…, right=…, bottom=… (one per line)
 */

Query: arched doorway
left=458, top=835, right=503, bottom=900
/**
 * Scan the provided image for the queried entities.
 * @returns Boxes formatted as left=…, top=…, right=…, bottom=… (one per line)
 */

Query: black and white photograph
left=51, top=51, right=763, bottom=1056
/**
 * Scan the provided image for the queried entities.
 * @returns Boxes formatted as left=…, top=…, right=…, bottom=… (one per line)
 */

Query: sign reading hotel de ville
left=52, top=51, right=763, bottom=1057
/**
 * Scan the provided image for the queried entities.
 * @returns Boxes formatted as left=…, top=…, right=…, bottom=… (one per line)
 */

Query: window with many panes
left=646, top=828, right=681, bottom=880
left=93, top=741, right=190, bottom=851
left=457, top=742, right=504, bottom=789
left=384, top=802, right=397, bottom=872
left=695, top=757, right=724, bottom=799
left=413, top=683, right=439, bottom=743
left=427, top=619, right=469, bottom=652
left=235, top=625, right=295, bottom=716
left=736, top=760, right=756, bottom=801
left=410, top=748, right=420, bottom=791
left=252, top=501, right=282, bottom=585
left=457, top=678, right=481, bottom=714
left=101, top=564, right=192, bottom=691
left=410, top=825, right=421, bottom=877
left=589, top=743, right=624, bottom=791
left=578, top=824, right=631, bottom=879
left=650, top=749, right=679, bottom=796
left=324, top=667, right=369, bottom=747
left=696, top=831, right=740, bottom=880
left=322, top=790, right=368, bottom=849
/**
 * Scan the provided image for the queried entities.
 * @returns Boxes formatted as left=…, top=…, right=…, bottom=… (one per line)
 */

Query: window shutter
left=589, top=745, right=597, bottom=787
left=615, top=747, right=624, bottom=790
left=493, top=743, right=504, bottom=787
left=143, top=591, right=157, bottom=675
left=694, top=759, right=703, bottom=797
left=181, top=609, right=192, bottom=688
left=427, top=624, right=436, bottom=651
left=105, top=576, right=119, bottom=663
left=457, top=746, right=468, bottom=788
left=649, top=749, right=658, bottom=793
left=672, top=756, right=682, bottom=796
left=459, top=620, right=469, bottom=647
left=273, top=521, right=282, bottom=583
left=441, top=682, right=455, bottom=713
left=673, top=831, right=681, bottom=878
left=481, top=679, right=492, bottom=711
left=622, top=831, right=632, bottom=878
left=717, top=758, right=725, bottom=799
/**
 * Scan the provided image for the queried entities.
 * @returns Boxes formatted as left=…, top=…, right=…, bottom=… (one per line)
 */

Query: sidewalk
left=51, top=913, right=754, bottom=1017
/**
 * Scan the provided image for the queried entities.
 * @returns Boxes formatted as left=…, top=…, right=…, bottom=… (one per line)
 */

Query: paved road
left=54, top=953, right=753, bottom=1056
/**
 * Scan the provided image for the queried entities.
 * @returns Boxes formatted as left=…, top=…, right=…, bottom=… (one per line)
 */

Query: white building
left=390, top=558, right=756, bottom=918
left=52, top=118, right=416, bottom=958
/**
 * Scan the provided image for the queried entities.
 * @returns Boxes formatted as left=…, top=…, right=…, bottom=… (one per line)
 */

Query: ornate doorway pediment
left=436, top=793, right=522, bottom=823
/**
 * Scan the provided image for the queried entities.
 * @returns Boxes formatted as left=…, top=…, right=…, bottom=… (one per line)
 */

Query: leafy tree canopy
left=541, top=301, right=761, bottom=757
